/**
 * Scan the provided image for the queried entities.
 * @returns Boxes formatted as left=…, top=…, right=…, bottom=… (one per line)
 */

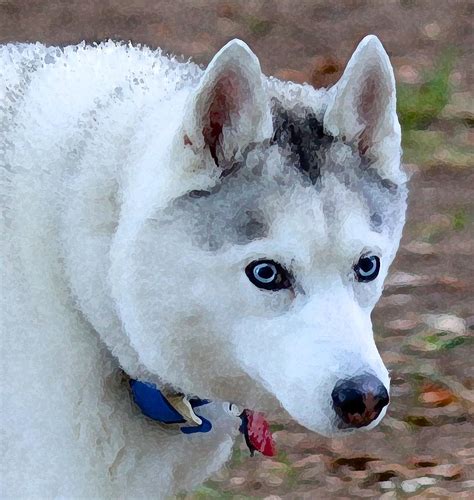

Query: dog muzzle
left=130, top=379, right=276, bottom=457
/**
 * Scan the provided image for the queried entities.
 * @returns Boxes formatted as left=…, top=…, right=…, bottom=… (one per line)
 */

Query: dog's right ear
left=324, top=35, right=404, bottom=183
left=182, top=39, right=272, bottom=169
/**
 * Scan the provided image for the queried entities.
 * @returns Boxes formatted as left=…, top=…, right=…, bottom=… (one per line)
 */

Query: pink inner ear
left=356, top=70, right=386, bottom=156
left=202, top=72, right=240, bottom=165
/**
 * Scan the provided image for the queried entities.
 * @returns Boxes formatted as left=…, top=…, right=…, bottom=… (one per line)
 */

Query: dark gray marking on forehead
left=324, top=157, right=407, bottom=235
left=271, top=99, right=334, bottom=185
left=163, top=177, right=270, bottom=251
left=160, top=93, right=406, bottom=250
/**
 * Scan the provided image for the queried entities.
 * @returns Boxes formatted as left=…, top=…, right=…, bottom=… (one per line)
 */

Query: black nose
left=331, top=374, right=389, bottom=428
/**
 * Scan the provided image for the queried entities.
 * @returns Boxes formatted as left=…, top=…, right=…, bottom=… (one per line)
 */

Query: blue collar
left=129, top=378, right=277, bottom=457
left=129, top=379, right=213, bottom=434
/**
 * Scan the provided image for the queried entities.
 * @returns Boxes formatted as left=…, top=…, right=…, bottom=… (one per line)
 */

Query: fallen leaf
left=419, top=387, right=457, bottom=407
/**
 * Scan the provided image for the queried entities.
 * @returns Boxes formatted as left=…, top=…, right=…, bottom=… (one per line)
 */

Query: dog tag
left=167, top=394, right=202, bottom=427
left=239, top=409, right=276, bottom=457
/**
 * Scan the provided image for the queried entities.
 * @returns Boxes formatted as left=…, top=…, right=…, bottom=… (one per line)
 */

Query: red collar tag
left=239, top=409, right=277, bottom=457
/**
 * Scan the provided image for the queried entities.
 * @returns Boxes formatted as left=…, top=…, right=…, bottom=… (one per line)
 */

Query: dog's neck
left=126, top=374, right=277, bottom=457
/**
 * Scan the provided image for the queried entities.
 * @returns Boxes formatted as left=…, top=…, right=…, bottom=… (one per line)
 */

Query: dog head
left=111, top=37, right=408, bottom=436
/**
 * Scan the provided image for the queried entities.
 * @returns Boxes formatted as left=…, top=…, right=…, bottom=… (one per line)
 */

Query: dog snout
left=331, top=374, right=389, bottom=428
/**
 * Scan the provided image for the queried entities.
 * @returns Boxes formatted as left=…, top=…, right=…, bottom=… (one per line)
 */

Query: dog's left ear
left=182, top=39, right=272, bottom=168
left=324, top=35, right=403, bottom=183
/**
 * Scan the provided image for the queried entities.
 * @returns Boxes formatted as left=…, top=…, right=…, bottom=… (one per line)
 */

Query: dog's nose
left=331, top=374, right=389, bottom=428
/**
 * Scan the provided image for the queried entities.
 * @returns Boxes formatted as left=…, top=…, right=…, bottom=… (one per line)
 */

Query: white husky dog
left=1, top=35, right=407, bottom=498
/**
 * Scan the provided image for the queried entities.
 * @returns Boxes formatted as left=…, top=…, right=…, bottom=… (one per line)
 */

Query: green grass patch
left=402, top=129, right=444, bottom=165
left=274, top=450, right=299, bottom=488
left=231, top=446, right=247, bottom=466
left=192, top=484, right=259, bottom=500
left=413, top=218, right=450, bottom=244
left=275, top=450, right=291, bottom=466
left=192, top=485, right=229, bottom=499
left=397, top=51, right=461, bottom=165
left=398, top=50, right=456, bottom=133
left=403, top=328, right=471, bottom=354
left=244, top=15, right=273, bottom=36
left=269, top=423, right=285, bottom=432
left=402, top=128, right=473, bottom=166
left=452, top=209, right=468, bottom=231
left=423, top=331, right=470, bottom=351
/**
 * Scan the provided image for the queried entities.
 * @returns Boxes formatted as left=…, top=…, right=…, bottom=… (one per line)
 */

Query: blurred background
left=1, top=1, right=472, bottom=497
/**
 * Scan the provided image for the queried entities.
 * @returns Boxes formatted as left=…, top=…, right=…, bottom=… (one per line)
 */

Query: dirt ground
left=1, top=1, right=473, bottom=498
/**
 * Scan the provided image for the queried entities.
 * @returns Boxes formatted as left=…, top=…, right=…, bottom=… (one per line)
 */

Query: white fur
left=1, top=38, right=407, bottom=497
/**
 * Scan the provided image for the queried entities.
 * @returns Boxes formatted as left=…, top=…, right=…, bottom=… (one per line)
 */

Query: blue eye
left=354, top=255, right=380, bottom=282
left=246, top=260, right=291, bottom=291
